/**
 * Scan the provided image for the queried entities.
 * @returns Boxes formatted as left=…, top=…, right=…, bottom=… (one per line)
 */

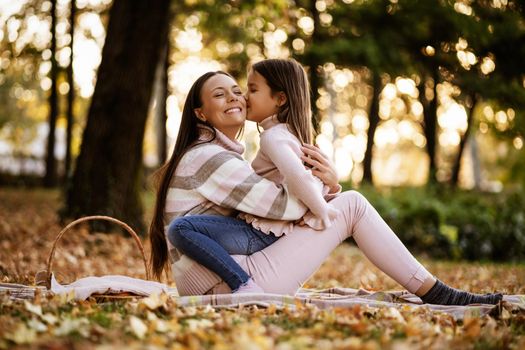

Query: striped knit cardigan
left=164, top=126, right=308, bottom=294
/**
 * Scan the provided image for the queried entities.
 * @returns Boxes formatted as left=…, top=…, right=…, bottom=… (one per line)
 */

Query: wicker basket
left=35, top=215, right=150, bottom=290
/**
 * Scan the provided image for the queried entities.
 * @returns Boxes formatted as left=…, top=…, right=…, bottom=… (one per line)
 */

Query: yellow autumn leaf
left=501, top=307, right=511, bottom=320
left=5, top=323, right=37, bottom=345
left=139, top=292, right=168, bottom=311
left=41, top=313, right=59, bottom=325
left=27, top=318, right=47, bottom=332
left=54, top=317, right=90, bottom=337
left=24, top=301, right=42, bottom=317
left=129, top=315, right=148, bottom=339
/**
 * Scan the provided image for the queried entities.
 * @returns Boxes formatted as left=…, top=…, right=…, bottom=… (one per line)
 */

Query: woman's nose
left=227, top=92, right=239, bottom=101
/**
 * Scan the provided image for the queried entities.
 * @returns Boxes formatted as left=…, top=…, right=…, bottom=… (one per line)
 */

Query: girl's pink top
left=239, top=115, right=341, bottom=236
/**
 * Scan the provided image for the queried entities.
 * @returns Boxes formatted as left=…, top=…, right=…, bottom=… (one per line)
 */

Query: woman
left=149, top=70, right=502, bottom=305
left=165, top=59, right=341, bottom=294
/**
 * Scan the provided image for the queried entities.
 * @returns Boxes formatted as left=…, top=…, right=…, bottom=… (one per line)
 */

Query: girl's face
left=245, top=69, right=282, bottom=123
left=195, top=74, right=246, bottom=139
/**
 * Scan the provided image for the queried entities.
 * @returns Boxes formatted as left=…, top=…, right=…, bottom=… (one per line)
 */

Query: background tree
left=64, top=0, right=76, bottom=181
left=43, top=0, right=58, bottom=187
left=64, top=0, right=171, bottom=233
left=392, top=0, right=470, bottom=184
left=0, top=1, right=56, bottom=184
left=303, top=0, right=411, bottom=184
left=153, top=41, right=169, bottom=166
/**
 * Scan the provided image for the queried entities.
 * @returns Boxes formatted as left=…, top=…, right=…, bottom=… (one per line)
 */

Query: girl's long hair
left=149, top=71, right=232, bottom=280
left=251, top=59, right=314, bottom=145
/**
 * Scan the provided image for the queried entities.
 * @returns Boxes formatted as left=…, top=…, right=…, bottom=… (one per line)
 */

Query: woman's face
left=196, top=74, right=246, bottom=139
left=245, top=69, right=281, bottom=123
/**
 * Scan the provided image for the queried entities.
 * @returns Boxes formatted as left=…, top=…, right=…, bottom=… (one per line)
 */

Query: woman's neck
left=198, top=125, right=244, bottom=154
left=220, top=127, right=239, bottom=141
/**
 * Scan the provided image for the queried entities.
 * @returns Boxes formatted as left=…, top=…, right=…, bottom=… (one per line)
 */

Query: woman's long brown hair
left=251, top=59, right=314, bottom=145
left=149, top=71, right=232, bottom=280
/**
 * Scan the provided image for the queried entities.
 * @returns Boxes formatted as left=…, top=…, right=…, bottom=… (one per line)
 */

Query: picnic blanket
left=172, top=287, right=524, bottom=320
left=1, top=281, right=523, bottom=321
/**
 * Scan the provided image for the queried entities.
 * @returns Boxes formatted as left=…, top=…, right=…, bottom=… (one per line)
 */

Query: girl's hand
left=300, top=144, right=339, bottom=193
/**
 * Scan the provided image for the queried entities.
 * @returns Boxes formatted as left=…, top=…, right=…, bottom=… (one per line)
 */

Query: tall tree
left=448, top=0, right=525, bottom=186
left=418, top=67, right=439, bottom=183
left=44, top=0, right=58, bottom=187
left=64, top=0, right=171, bottom=233
left=450, top=94, right=477, bottom=185
left=394, top=0, right=467, bottom=184
left=362, top=72, right=381, bottom=184
left=154, top=42, right=169, bottom=166
left=303, top=0, right=322, bottom=133
left=64, top=0, right=76, bottom=180
left=303, top=0, right=409, bottom=184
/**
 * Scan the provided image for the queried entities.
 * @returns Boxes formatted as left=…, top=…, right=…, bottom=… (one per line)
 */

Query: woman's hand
left=300, top=144, right=340, bottom=193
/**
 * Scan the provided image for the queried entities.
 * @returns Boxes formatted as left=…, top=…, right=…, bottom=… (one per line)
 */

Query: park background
left=1, top=0, right=525, bottom=348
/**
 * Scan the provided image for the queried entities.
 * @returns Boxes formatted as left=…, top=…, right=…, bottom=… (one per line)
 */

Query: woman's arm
left=260, top=129, right=339, bottom=229
left=190, top=149, right=308, bottom=221
left=300, top=144, right=342, bottom=196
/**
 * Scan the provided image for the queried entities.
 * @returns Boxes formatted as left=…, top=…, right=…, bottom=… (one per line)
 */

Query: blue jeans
left=167, top=215, right=279, bottom=291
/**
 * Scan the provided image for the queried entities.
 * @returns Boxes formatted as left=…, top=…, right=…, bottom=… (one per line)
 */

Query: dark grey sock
left=421, top=279, right=503, bottom=305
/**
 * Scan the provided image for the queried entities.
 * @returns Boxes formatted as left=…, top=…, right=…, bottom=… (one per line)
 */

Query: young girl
left=168, top=59, right=340, bottom=293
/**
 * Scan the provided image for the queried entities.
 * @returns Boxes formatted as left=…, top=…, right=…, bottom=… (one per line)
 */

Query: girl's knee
left=167, top=217, right=193, bottom=246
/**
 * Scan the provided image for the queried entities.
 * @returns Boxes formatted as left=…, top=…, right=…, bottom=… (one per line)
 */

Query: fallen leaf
left=5, top=323, right=37, bottom=344
left=54, top=317, right=90, bottom=337
left=139, top=293, right=168, bottom=311
left=27, top=318, right=47, bottom=332
left=24, top=301, right=42, bottom=317
left=41, top=313, right=59, bottom=325
left=463, top=318, right=481, bottom=338
left=129, top=316, right=148, bottom=339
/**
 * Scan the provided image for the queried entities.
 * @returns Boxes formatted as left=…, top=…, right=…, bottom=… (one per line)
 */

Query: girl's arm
left=260, top=129, right=339, bottom=229
left=190, top=149, right=308, bottom=221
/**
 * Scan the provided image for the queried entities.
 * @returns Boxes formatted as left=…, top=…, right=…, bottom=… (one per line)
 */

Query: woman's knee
left=336, top=190, right=370, bottom=217
left=339, top=190, right=368, bottom=205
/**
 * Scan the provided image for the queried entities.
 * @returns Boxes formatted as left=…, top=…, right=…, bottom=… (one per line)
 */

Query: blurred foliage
left=173, top=0, right=293, bottom=79
left=343, top=183, right=525, bottom=262
left=2, top=0, right=524, bottom=185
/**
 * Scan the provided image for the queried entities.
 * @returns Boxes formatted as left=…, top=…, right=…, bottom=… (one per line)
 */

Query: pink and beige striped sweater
left=164, top=126, right=307, bottom=261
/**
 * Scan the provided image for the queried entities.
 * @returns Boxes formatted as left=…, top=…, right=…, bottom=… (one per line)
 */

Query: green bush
left=340, top=183, right=525, bottom=262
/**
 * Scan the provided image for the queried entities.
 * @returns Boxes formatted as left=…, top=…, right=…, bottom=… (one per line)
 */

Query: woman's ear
left=194, top=108, right=206, bottom=122
left=277, top=91, right=287, bottom=107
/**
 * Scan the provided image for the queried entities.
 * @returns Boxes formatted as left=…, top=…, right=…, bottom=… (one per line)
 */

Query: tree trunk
left=154, top=42, right=169, bottom=166
left=64, top=0, right=171, bottom=234
left=307, top=0, right=322, bottom=134
left=450, top=94, right=477, bottom=186
left=44, top=0, right=58, bottom=187
left=362, top=71, right=381, bottom=185
left=64, top=0, right=76, bottom=181
left=419, top=68, right=439, bottom=184
left=469, top=133, right=482, bottom=190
